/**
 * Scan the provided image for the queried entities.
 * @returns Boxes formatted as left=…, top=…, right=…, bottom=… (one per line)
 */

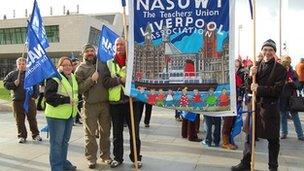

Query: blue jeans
left=204, top=115, right=221, bottom=146
left=47, top=117, right=74, bottom=171
left=280, top=111, right=304, bottom=138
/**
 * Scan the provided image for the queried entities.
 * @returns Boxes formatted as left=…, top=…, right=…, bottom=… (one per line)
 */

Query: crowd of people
left=3, top=38, right=304, bottom=171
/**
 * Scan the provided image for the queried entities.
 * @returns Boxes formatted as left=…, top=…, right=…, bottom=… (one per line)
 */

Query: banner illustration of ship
left=126, top=0, right=236, bottom=115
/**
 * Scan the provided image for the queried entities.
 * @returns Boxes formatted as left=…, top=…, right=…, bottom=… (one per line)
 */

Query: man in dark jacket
left=232, top=39, right=287, bottom=171
left=3, top=57, right=42, bottom=143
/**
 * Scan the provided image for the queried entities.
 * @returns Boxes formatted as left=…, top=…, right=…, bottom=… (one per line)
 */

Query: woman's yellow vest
left=107, top=59, right=126, bottom=102
left=45, top=73, right=79, bottom=119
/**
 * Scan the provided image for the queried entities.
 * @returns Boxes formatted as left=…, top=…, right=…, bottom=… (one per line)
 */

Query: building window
left=0, top=25, right=59, bottom=45
left=88, top=27, right=100, bottom=46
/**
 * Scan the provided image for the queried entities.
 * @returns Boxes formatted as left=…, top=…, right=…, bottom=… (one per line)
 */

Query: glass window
left=0, top=25, right=59, bottom=45
left=88, top=27, right=100, bottom=46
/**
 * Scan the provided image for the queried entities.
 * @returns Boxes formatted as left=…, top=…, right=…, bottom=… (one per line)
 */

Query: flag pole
left=18, top=43, right=28, bottom=81
left=122, top=1, right=139, bottom=170
left=279, top=0, right=282, bottom=58
left=251, top=0, right=257, bottom=170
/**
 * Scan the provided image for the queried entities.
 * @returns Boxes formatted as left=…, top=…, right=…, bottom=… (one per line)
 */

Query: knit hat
left=82, top=43, right=96, bottom=54
left=261, top=39, right=276, bottom=52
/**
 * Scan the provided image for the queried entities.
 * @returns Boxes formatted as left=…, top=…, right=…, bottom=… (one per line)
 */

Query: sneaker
left=33, top=135, right=42, bottom=141
left=132, top=161, right=142, bottom=168
left=202, top=140, right=211, bottom=147
left=101, top=158, right=112, bottom=165
left=145, top=124, right=150, bottom=128
left=88, top=162, right=96, bottom=169
left=110, top=160, right=122, bottom=168
left=18, top=137, right=26, bottom=143
left=298, top=137, right=304, bottom=141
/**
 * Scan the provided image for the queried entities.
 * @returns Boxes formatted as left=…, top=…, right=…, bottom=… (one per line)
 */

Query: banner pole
left=251, top=0, right=257, bottom=171
left=122, top=1, right=139, bottom=170
left=18, top=43, right=28, bottom=81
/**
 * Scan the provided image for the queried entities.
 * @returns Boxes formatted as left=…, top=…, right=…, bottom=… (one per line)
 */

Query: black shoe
left=269, top=168, right=277, bottom=171
left=189, top=138, right=202, bottom=142
left=280, top=134, right=287, bottom=139
left=231, top=162, right=250, bottom=171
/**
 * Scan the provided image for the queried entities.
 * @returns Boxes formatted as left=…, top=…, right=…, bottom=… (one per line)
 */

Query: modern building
left=0, top=12, right=124, bottom=78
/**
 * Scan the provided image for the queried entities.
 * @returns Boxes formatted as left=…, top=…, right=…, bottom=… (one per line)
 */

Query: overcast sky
left=0, top=0, right=303, bottom=65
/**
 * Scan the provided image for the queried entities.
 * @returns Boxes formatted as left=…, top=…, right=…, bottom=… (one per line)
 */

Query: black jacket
left=44, top=73, right=71, bottom=107
left=3, top=70, right=38, bottom=101
left=255, top=58, right=287, bottom=139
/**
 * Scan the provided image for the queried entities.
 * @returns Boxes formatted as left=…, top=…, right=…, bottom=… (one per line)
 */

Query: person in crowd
left=71, top=58, right=82, bottom=125
left=101, top=37, right=142, bottom=168
left=279, top=55, right=304, bottom=141
left=3, top=57, right=42, bottom=143
left=202, top=115, right=221, bottom=147
left=44, top=57, right=78, bottom=171
left=295, top=58, right=304, bottom=90
left=232, top=39, right=287, bottom=171
left=181, top=112, right=201, bottom=142
left=37, top=81, right=45, bottom=111
left=75, top=44, right=111, bottom=168
left=222, top=59, right=245, bottom=150
left=203, top=88, right=221, bottom=147
left=137, top=101, right=153, bottom=127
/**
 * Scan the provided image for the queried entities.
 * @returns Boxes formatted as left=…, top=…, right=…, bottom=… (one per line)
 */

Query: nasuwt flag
left=126, top=0, right=236, bottom=116
left=23, top=1, right=60, bottom=112
left=29, top=0, right=49, bottom=49
left=97, top=25, right=119, bottom=62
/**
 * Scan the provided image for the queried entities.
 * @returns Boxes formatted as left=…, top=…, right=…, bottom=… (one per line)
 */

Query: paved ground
left=0, top=100, right=303, bottom=171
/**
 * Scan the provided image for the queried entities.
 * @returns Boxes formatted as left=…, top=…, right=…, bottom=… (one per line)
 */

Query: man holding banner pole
left=232, top=40, right=286, bottom=171
left=101, top=37, right=142, bottom=168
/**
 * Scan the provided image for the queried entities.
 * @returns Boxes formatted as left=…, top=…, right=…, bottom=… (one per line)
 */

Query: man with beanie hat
left=75, top=43, right=112, bottom=168
left=232, top=39, right=287, bottom=171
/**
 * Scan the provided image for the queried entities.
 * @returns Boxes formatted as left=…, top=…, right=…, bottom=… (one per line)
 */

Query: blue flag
left=231, top=104, right=243, bottom=138
left=23, top=25, right=60, bottom=112
left=29, top=0, right=49, bottom=49
left=121, top=0, right=126, bottom=7
left=181, top=111, right=197, bottom=122
left=97, top=25, right=119, bottom=62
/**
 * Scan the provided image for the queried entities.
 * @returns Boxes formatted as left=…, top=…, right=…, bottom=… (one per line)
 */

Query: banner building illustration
left=126, top=0, right=236, bottom=116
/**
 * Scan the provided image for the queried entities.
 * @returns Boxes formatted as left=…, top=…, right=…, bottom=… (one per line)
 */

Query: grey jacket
left=75, top=58, right=109, bottom=104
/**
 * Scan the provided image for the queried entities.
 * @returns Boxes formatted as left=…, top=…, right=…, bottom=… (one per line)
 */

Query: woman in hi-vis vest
left=44, top=57, right=79, bottom=171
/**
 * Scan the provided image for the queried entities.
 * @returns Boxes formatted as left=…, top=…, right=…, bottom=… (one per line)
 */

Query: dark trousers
left=181, top=114, right=199, bottom=140
left=175, top=110, right=181, bottom=119
left=110, top=102, right=142, bottom=162
left=204, top=116, right=221, bottom=146
left=75, top=96, right=83, bottom=123
left=242, top=134, right=280, bottom=169
left=13, top=100, right=40, bottom=139
left=136, top=101, right=152, bottom=125
left=37, top=93, right=45, bottom=110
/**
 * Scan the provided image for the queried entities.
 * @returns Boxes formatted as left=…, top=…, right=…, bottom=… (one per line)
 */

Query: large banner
left=126, top=0, right=236, bottom=116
